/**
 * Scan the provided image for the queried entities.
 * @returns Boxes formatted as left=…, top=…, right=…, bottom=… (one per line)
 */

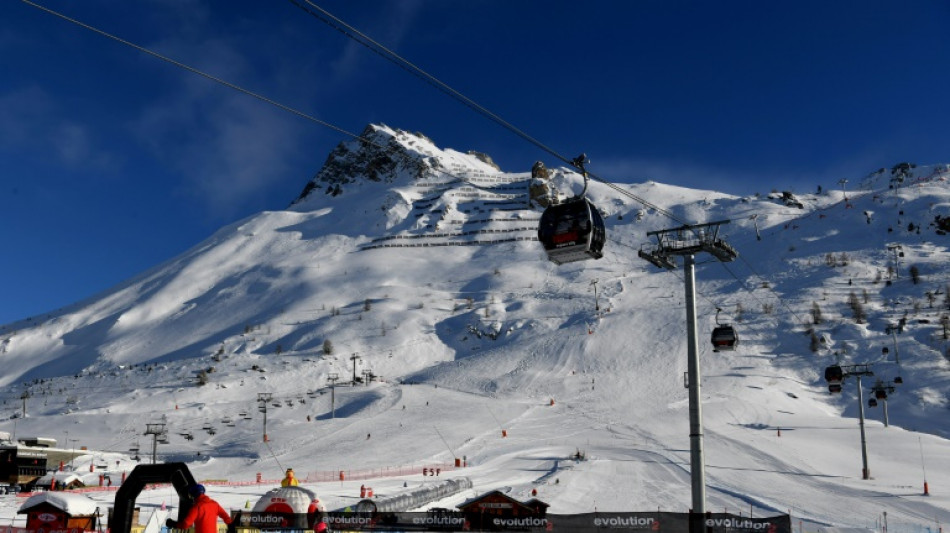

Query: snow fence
left=355, top=477, right=473, bottom=513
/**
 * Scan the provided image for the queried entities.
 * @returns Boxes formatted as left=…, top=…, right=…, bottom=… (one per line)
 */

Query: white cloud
left=0, top=86, right=118, bottom=171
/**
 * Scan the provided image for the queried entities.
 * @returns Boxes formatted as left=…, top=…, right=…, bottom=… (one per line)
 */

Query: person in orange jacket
left=169, top=484, right=232, bottom=533
left=281, top=468, right=299, bottom=487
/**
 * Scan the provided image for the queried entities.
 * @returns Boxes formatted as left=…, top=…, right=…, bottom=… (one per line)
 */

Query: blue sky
left=1, top=0, right=948, bottom=325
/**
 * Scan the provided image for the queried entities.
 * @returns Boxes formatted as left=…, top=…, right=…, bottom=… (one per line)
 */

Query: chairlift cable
left=18, top=0, right=364, bottom=142
left=24, top=0, right=808, bottom=354
left=287, top=1, right=689, bottom=226
left=287, top=0, right=572, bottom=169
left=16, top=0, right=501, bottom=202
left=24, top=0, right=685, bottom=228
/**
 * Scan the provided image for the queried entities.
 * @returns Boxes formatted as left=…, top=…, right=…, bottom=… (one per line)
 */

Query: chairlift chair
left=868, top=398, right=878, bottom=408
left=874, top=389, right=887, bottom=400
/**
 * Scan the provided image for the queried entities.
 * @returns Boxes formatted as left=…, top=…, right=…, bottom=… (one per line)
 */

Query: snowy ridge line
left=368, top=227, right=535, bottom=243
left=360, top=236, right=536, bottom=251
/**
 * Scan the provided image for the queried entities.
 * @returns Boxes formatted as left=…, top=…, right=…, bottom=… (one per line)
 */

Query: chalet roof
left=458, top=490, right=549, bottom=510
left=18, top=492, right=99, bottom=516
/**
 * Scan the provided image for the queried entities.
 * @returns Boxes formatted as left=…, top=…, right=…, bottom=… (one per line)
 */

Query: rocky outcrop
left=529, top=161, right=553, bottom=207
left=292, top=125, right=435, bottom=204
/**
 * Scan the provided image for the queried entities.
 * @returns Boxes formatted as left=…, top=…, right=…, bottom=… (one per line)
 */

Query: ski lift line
left=289, top=0, right=692, bottom=227
left=31, top=0, right=707, bottom=240
left=18, top=0, right=360, bottom=140
left=18, top=1, right=502, bottom=203
left=288, top=0, right=570, bottom=170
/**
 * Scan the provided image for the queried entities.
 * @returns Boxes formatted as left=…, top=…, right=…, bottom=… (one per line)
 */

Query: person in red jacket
left=170, top=484, right=232, bottom=533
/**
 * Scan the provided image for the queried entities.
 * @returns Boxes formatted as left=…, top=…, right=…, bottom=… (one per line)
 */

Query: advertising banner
left=229, top=511, right=791, bottom=533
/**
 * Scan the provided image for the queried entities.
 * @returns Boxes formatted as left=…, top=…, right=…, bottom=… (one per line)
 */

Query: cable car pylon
left=638, top=220, right=737, bottom=526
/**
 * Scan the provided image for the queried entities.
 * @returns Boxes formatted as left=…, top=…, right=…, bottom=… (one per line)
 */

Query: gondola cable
left=15, top=0, right=508, bottom=206
left=287, top=0, right=690, bottom=226
left=22, top=0, right=810, bottom=355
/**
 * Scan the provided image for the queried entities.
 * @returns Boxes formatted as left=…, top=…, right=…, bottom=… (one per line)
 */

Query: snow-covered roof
left=35, top=473, right=83, bottom=486
left=18, top=492, right=99, bottom=516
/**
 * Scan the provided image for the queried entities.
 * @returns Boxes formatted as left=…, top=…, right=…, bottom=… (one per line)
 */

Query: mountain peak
left=292, top=124, right=444, bottom=204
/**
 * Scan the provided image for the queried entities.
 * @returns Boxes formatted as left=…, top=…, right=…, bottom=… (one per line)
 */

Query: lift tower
left=638, top=220, right=737, bottom=523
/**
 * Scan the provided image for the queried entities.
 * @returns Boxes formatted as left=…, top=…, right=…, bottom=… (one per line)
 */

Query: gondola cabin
left=710, top=325, right=738, bottom=351
left=824, top=365, right=844, bottom=394
left=868, top=398, right=878, bottom=408
left=537, top=198, right=606, bottom=264
left=874, top=389, right=887, bottom=400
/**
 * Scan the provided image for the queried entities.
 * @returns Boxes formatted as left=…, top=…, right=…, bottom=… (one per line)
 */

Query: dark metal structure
left=111, top=462, right=198, bottom=533
left=822, top=363, right=875, bottom=479
left=638, top=220, right=737, bottom=524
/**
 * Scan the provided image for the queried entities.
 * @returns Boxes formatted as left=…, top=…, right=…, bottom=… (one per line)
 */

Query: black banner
left=229, top=511, right=791, bottom=533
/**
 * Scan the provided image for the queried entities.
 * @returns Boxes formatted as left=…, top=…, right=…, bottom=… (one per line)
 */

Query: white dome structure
left=252, top=486, right=324, bottom=514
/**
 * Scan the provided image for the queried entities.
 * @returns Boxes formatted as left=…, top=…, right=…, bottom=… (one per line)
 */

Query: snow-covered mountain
left=1, top=124, right=949, bottom=530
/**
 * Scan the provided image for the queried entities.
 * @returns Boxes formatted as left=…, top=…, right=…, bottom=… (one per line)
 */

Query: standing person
left=281, top=468, right=299, bottom=487
left=168, top=484, right=232, bottom=533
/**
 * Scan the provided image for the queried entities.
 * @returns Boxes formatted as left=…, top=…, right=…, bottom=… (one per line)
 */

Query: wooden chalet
left=458, top=490, right=548, bottom=530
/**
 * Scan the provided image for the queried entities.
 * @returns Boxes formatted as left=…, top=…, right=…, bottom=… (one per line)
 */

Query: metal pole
left=684, top=254, right=706, bottom=517
left=151, top=433, right=157, bottom=465
left=591, top=280, right=600, bottom=311
left=890, top=328, right=901, bottom=366
left=331, top=385, right=336, bottom=419
left=857, top=376, right=870, bottom=479
left=257, top=393, right=272, bottom=442
left=883, top=399, right=889, bottom=428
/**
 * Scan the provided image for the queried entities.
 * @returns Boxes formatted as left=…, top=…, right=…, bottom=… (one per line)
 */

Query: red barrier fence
left=15, top=462, right=458, bottom=497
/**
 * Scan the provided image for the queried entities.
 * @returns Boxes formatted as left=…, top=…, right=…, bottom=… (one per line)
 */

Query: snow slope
left=0, top=126, right=948, bottom=531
